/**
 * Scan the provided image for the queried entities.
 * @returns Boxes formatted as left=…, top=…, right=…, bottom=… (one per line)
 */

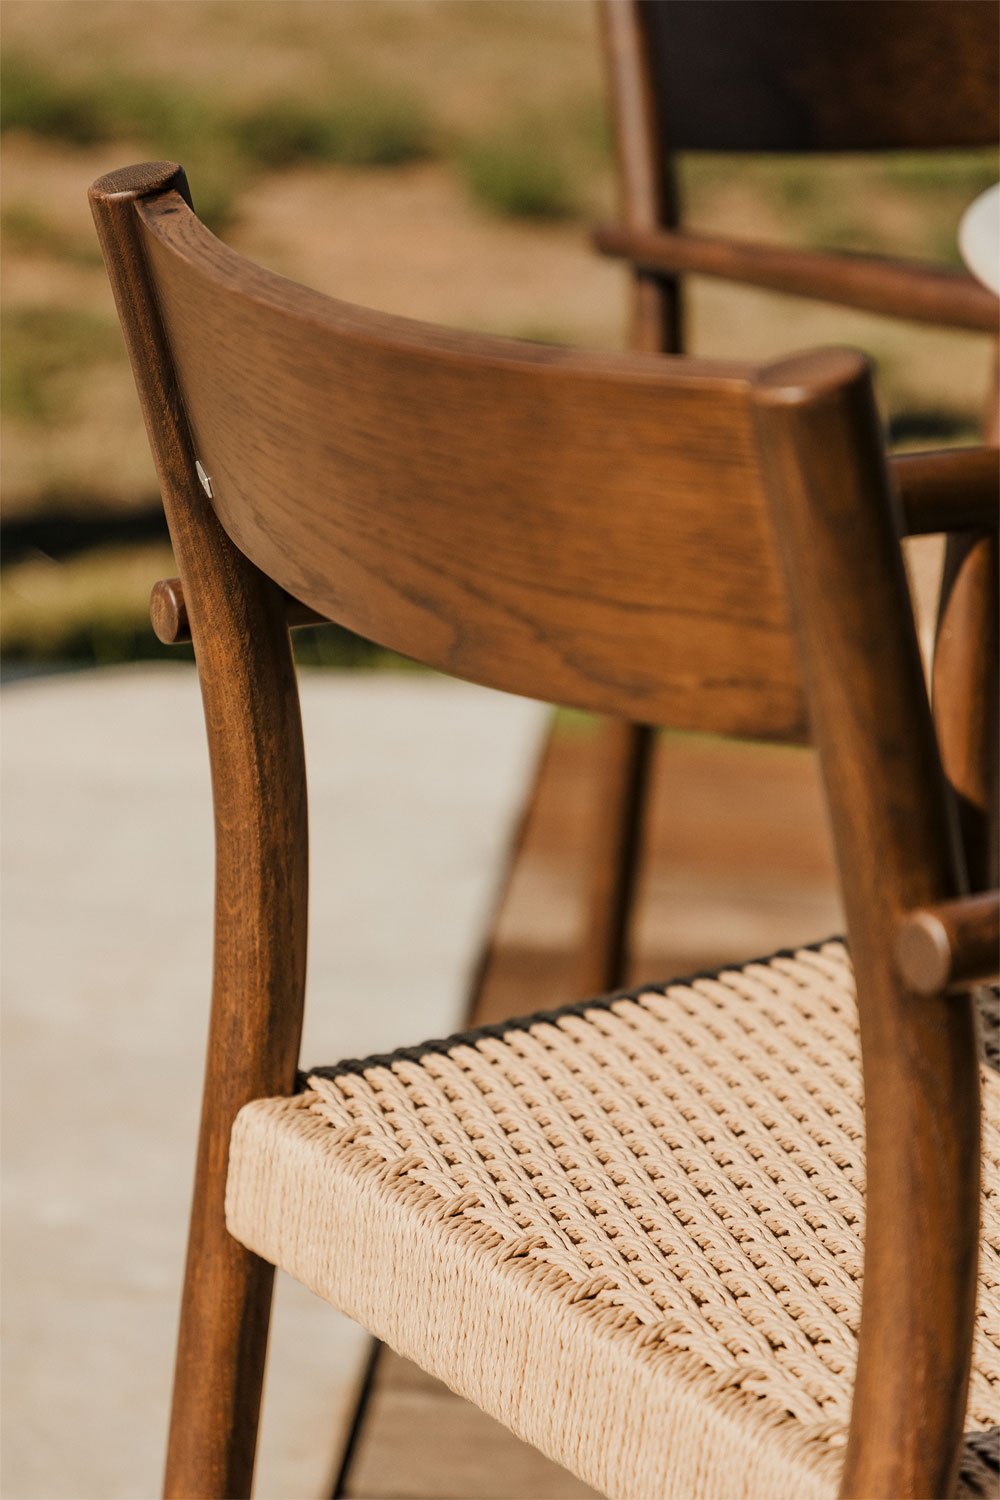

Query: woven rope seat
left=227, top=941, right=1000, bottom=1500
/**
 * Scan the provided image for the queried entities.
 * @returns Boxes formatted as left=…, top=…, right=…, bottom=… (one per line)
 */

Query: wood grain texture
left=93, top=153, right=993, bottom=1500
left=640, top=0, right=999, bottom=152
left=754, top=349, right=979, bottom=1500
left=596, top=31, right=997, bottom=1486
left=576, top=0, right=687, bottom=998
left=150, top=575, right=327, bottom=646
left=594, top=222, right=1000, bottom=333
left=89, top=163, right=308, bottom=1500
left=135, top=189, right=806, bottom=743
left=597, top=0, right=999, bottom=1008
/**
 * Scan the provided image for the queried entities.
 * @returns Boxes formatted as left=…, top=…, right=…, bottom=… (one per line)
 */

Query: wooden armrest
left=593, top=223, right=999, bottom=333
left=150, top=576, right=328, bottom=645
left=892, top=448, right=999, bottom=535
left=896, top=891, right=1000, bottom=995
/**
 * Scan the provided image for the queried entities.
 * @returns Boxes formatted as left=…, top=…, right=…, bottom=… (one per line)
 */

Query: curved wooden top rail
left=640, top=0, right=999, bottom=152
left=127, top=175, right=807, bottom=739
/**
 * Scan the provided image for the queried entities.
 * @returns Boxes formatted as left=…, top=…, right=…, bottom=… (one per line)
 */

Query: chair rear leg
left=166, top=1210, right=276, bottom=1499
left=163, top=584, right=308, bottom=1500
left=88, top=161, right=309, bottom=1500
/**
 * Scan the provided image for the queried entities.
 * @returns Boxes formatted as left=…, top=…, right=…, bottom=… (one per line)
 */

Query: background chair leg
left=162, top=622, right=308, bottom=1500
left=576, top=718, right=654, bottom=995
left=933, top=529, right=999, bottom=891
left=88, top=163, right=310, bottom=1500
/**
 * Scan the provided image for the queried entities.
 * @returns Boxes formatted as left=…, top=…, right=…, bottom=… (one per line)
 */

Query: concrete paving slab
left=2, top=665, right=546, bottom=1500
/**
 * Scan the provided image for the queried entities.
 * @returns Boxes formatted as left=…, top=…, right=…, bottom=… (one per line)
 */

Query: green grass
left=2, top=53, right=210, bottom=150
left=1, top=306, right=123, bottom=422
left=458, top=128, right=577, bottom=220
left=1, top=54, right=242, bottom=228
left=455, top=89, right=615, bottom=221
left=1, top=52, right=603, bottom=229
left=2, top=53, right=106, bottom=143
left=233, top=91, right=434, bottom=169
left=0, top=542, right=416, bottom=670
left=1, top=54, right=437, bottom=232
left=880, top=151, right=1000, bottom=197
left=680, top=149, right=1000, bottom=257
left=0, top=543, right=177, bottom=665
left=2, top=52, right=433, bottom=168
left=1, top=203, right=103, bottom=265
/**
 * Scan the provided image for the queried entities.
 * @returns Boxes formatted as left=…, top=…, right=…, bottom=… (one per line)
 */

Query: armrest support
left=892, top=448, right=999, bottom=535
left=593, top=223, right=999, bottom=333
left=896, top=891, right=1000, bottom=994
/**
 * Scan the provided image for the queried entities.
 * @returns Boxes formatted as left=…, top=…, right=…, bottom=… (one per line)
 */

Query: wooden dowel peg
left=896, top=891, right=1000, bottom=995
left=150, top=576, right=329, bottom=645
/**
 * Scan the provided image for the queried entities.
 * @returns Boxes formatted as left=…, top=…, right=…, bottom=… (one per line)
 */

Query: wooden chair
left=90, top=161, right=1000, bottom=1500
left=586, top=0, right=1000, bottom=998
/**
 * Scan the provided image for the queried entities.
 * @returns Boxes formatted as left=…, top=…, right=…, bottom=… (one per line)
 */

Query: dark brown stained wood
left=930, top=366, right=999, bottom=895
left=598, top=0, right=681, bottom=354
left=897, top=891, right=1000, bottom=995
left=89, top=162, right=309, bottom=1500
left=892, top=448, right=1000, bottom=536
left=598, top=0, right=1000, bottom=929
left=92, top=157, right=995, bottom=1500
left=576, top=0, right=685, bottom=998
left=753, top=349, right=979, bottom=1500
left=134, top=188, right=808, bottom=743
left=150, top=575, right=328, bottom=645
left=594, top=222, right=1000, bottom=333
left=594, top=0, right=999, bottom=996
left=933, top=529, right=1000, bottom=890
left=641, top=0, right=999, bottom=152
left=574, top=716, right=653, bottom=995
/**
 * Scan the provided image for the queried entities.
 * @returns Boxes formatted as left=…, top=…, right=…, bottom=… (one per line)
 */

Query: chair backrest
left=90, top=161, right=982, bottom=1500
left=637, top=0, right=999, bottom=153
left=599, top=0, right=1000, bottom=319
left=122, top=169, right=807, bottom=741
left=598, top=0, right=1000, bottom=902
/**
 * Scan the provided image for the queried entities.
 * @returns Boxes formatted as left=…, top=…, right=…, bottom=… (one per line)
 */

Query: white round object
left=958, top=183, right=1000, bottom=295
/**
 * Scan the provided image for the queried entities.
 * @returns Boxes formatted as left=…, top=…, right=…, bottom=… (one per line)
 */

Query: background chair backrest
left=639, top=0, right=999, bottom=154
left=597, top=0, right=1000, bottom=909
left=135, top=184, right=806, bottom=740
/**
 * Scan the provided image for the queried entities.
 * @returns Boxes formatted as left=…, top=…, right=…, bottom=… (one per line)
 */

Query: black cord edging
left=300, top=933, right=847, bottom=1087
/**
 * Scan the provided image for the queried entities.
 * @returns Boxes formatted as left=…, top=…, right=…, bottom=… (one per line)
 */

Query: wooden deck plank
left=343, top=1351, right=599, bottom=1499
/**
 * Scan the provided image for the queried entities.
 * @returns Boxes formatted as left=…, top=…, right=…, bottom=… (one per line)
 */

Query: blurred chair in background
left=582, top=0, right=999, bottom=1002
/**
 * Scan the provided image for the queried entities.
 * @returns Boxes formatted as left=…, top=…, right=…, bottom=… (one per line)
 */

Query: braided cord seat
left=226, top=942, right=1000, bottom=1500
